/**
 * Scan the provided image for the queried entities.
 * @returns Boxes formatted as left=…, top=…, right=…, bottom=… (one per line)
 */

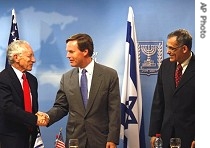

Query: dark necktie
left=80, top=69, right=88, bottom=108
left=175, top=63, right=183, bottom=87
left=22, top=73, right=32, bottom=112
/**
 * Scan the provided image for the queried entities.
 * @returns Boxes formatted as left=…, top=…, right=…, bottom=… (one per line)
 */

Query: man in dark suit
left=38, top=33, right=121, bottom=148
left=0, top=40, right=45, bottom=148
left=149, top=29, right=195, bottom=148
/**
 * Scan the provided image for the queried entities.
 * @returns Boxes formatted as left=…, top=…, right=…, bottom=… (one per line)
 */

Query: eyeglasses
left=166, top=45, right=184, bottom=51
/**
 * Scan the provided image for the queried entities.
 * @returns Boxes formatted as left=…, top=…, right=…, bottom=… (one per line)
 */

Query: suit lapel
left=71, top=68, right=86, bottom=114
left=176, top=54, right=195, bottom=89
left=26, top=72, right=38, bottom=113
left=85, top=63, right=102, bottom=114
left=168, top=62, right=177, bottom=90
left=7, top=66, right=23, bottom=99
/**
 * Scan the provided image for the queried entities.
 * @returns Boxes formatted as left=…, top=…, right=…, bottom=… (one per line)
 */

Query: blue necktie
left=81, top=69, right=88, bottom=108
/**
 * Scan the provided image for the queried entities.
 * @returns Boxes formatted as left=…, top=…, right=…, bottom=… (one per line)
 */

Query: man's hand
left=106, top=142, right=117, bottom=148
left=150, top=136, right=156, bottom=148
left=36, top=111, right=50, bottom=126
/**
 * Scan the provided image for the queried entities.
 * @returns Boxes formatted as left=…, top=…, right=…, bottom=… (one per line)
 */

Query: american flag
left=5, top=8, right=19, bottom=68
left=55, top=128, right=65, bottom=148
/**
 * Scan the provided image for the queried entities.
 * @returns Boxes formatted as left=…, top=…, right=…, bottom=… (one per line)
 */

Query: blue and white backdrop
left=0, top=0, right=194, bottom=147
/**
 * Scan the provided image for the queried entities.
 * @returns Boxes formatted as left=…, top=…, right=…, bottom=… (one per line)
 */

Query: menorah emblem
left=141, top=45, right=156, bottom=67
left=138, top=41, right=163, bottom=75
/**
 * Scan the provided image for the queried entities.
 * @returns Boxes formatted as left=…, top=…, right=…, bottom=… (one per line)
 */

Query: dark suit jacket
left=0, top=66, right=38, bottom=148
left=47, top=62, right=121, bottom=148
left=149, top=54, right=195, bottom=148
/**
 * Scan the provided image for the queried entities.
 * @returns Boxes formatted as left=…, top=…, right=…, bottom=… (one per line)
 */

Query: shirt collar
left=11, top=66, right=24, bottom=81
left=179, top=52, right=192, bottom=68
left=79, top=59, right=94, bottom=75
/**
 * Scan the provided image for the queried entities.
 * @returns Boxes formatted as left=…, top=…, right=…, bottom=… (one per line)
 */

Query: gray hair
left=7, top=40, right=30, bottom=64
left=167, top=29, right=192, bottom=50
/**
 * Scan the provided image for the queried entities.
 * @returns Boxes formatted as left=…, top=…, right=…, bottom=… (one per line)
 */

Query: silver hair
left=7, top=40, right=30, bottom=64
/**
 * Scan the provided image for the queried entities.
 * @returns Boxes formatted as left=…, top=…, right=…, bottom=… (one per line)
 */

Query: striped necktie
left=175, top=64, right=183, bottom=87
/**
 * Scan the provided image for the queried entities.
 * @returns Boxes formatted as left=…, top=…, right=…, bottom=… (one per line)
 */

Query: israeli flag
left=34, top=132, right=45, bottom=148
left=120, top=6, right=145, bottom=148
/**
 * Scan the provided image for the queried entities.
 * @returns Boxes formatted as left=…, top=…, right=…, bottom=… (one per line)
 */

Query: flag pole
left=59, top=128, right=62, bottom=133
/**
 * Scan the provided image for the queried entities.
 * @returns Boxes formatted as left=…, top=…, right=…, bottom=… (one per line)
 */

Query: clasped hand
left=35, top=111, right=50, bottom=126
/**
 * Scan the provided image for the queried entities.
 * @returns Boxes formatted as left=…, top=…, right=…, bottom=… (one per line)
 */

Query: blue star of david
left=121, top=96, right=138, bottom=129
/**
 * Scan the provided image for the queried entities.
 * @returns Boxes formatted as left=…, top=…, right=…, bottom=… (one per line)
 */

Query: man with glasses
left=149, top=29, right=195, bottom=148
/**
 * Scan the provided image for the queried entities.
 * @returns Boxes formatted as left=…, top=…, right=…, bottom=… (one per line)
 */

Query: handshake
left=35, top=111, right=50, bottom=126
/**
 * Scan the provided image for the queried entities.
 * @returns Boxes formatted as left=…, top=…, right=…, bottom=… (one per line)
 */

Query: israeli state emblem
left=138, top=41, right=163, bottom=75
